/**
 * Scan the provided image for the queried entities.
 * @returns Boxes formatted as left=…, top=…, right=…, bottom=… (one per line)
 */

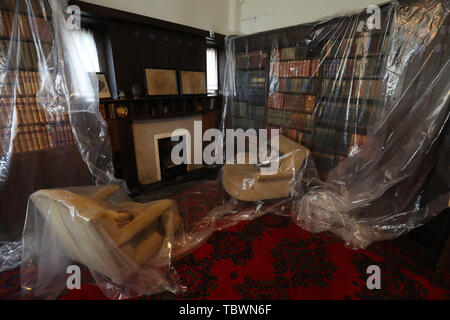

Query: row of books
left=1, top=74, right=41, bottom=96
left=281, top=127, right=313, bottom=148
left=231, top=101, right=265, bottom=120
left=235, top=88, right=267, bottom=106
left=283, top=94, right=316, bottom=113
left=230, top=118, right=266, bottom=131
left=273, top=77, right=318, bottom=94
left=267, top=109, right=314, bottom=132
left=322, top=57, right=382, bottom=78
left=269, top=59, right=320, bottom=78
left=0, top=10, right=53, bottom=42
left=267, top=92, right=284, bottom=109
left=271, top=45, right=316, bottom=61
left=236, top=70, right=266, bottom=88
left=266, top=124, right=313, bottom=148
left=2, top=70, right=41, bottom=84
left=316, top=102, right=376, bottom=129
left=0, top=99, right=69, bottom=127
left=268, top=92, right=316, bottom=113
left=0, top=122, right=75, bottom=155
left=313, top=127, right=351, bottom=155
left=1, top=71, right=41, bottom=95
left=325, top=33, right=387, bottom=58
left=236, top=51, right=268, bottom=69
left=321, top=79, right=383, bottom=99
left=0, top=40, right=51, bottom=69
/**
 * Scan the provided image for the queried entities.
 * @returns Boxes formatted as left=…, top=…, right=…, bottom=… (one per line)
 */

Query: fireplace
left=132, top=115, right=203, bottom=185
left=156, top=135, right=187, bottom=181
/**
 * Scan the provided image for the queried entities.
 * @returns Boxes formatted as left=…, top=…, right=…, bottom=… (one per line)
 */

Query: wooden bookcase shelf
left=324, top=53, right=386, bottom=60
left=229, top=49, right=269, bottom=131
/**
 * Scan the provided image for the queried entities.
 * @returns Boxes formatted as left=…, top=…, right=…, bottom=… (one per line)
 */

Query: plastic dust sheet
left=221, top=0, right=449, bottom=249
left=0, top=0, right=192, bottom=299
left=0, top=0, right=316, bottom=299
left=0, top=0, right=448, bottom=300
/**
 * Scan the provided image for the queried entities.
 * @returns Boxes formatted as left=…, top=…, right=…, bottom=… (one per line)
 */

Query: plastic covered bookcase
left=221, top=0, right=449, bottom=248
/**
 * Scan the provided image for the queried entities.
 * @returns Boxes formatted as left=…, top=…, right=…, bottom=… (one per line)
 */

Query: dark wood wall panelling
left=108, top=22, right=207, bottom=97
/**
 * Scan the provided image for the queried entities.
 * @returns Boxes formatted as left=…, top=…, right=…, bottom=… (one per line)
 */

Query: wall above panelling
left=81, top=0, right=392, bottom=36
left=239, top=0, right=390, bottom=34
left=82, top=0, right=232, bottom=35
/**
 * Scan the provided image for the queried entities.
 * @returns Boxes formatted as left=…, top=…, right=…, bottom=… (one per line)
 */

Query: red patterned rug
left=0, top=182, right=449, bottom=300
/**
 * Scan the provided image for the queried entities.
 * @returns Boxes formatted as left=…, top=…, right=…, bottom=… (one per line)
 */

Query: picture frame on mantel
left=144, top=68, right=179, bottom=96
left=89, top=72, right=112, bottom=99
left=180, top=70, right=206, bottom=95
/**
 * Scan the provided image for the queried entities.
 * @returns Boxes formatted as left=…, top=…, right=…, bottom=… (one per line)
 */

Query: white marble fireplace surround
left=132, top=115, right=203, bottom=185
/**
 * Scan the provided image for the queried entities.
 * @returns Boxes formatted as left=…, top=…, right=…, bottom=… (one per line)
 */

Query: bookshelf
left=224, top=4, right=397, bottom=180
left=266, top=45, right=320, bottom=148
left=230, top=50, right=269, bottom=130
left=312, top=30, right=390, bottom=177
left=0, top=3, right=76, bottom=156
left=0, top=1, right=92, bottom=240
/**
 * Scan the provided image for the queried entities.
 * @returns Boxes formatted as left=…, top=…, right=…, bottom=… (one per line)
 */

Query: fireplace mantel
left=101, top=96, right=221, bottom=192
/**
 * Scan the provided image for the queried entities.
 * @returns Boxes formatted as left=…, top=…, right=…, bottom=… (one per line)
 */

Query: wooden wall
left=107, top=21, right=206, bottom=97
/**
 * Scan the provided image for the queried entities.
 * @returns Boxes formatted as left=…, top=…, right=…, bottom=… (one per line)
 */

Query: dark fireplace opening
left=158, top=136, right=187, bottom=181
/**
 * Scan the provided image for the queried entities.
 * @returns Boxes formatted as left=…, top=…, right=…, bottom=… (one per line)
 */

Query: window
left=67, top=28, right=101, bottom=99
left=206, top=47, right=218, bottom=93
left=72, top=29, right=100, bottom=73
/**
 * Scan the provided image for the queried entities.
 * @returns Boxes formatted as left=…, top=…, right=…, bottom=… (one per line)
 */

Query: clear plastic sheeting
left=0, top=0, right=448, bottom=301
left=0, top=0, right=121, bottom=294
left=48, top=0, right=119, bottom=186
left=22, top=185, right=183, bottom=299
left=0, top=0, right=320, bottom=300
left=222, top=0, right=449, bottom=249
left=213, top=140, right=320, bottom=226
left=23, top=179, right=312, bottom=299
left=0, top=0, right=121, bottom=243
left=0, top=241, right=21, bottom=273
